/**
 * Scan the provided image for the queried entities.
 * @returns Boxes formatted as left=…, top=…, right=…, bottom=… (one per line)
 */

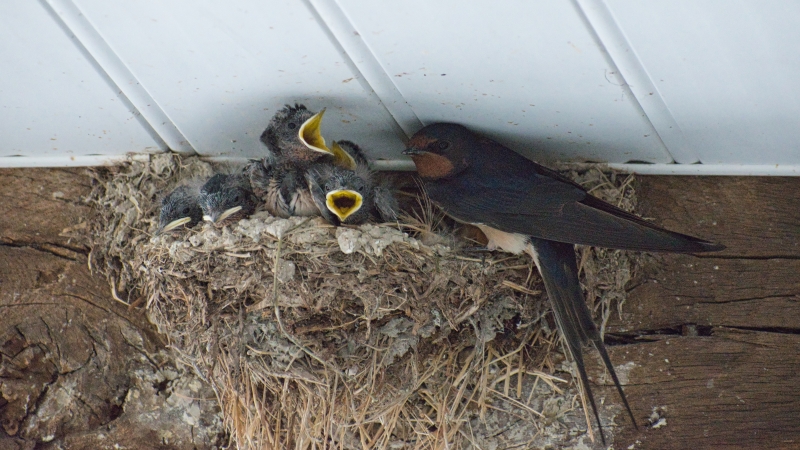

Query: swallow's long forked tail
left=527, top=238, right=637, bottom=445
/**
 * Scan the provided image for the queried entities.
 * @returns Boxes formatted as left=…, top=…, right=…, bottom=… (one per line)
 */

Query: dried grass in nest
left=86, top=153, right=645, bottom=449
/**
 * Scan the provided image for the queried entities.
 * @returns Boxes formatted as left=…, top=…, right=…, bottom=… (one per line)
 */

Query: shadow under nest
left=87, top=153, right=644, bottom=449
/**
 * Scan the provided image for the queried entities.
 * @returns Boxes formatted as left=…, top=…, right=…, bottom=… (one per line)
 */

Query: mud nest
left=87, top=153, right=644, bottom=449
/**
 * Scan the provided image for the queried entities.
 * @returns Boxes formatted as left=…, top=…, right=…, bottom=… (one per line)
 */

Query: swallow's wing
left=529, top=238, right=637, bottom=444
left=427, top=158, right=722, bottom=252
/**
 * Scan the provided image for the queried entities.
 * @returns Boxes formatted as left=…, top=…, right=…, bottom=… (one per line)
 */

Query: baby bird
left=259, top=103, right=333, bottom=169
left=250, top=104, right=349, bottom=218
left=306, top=140, right=398, bottom=225
left=245, top=150, right=318, bottom=218
left=157, top=184, right=203, bottom=234
left=198, top=173, right=257, bottom=225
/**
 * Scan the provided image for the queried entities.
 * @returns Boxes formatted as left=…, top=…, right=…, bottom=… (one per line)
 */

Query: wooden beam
left=595, top=176, right=800, bottom=449
left=0, top=168, right=223, bottom=449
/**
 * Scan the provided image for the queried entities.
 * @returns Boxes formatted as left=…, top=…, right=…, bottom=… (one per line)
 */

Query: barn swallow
left=157, top=184, right=203, bottom=234
left=250, top=104, right=360, bottom=218
left=245, top=152, right=319, bottom=218
left=306, top=141, right=397, bottom=225
left=259, top=103, right=336, bottom=169
left=404, top=123, right=724, bottom=444
left=198, top=173, right=257, bottom=225
left=254, top=103, right=327, bottom=217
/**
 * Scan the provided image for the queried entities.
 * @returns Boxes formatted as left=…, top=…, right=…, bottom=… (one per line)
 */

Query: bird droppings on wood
left=86, top=153, right=652, bottom=449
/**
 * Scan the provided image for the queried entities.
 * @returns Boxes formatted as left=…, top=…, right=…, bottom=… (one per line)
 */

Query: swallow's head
left=157, top=184, right=203, bottom=234
left=307, top=165, right=372, bottom=225
left=403, top=123, right=472, bottom=180
left=260, top=104, right=333, bottom=165
left=199, top=174, right=256, bottom=225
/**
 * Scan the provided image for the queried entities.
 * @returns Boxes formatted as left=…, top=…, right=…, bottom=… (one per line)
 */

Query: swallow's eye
left=287, top=122, right=297, bottom=130
left=182, top=207, right=190, bottom=215
left=437, top=141, right=450, bottom=151
left=325, top=182, right=334, bottom=191
left=233, top=194, right=241, bottom=203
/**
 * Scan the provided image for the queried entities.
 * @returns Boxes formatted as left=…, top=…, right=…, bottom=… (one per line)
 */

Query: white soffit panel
left=606, top=0, right=800, bottom=165
left=334, top=0, right=674, bottom=164
left=72, top=0, right=405, bottom=160
left=0, top=2, right=163, bottom=159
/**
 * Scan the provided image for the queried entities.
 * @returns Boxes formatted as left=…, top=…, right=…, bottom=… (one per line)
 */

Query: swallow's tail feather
left=528, top=238, right=637, bottom=445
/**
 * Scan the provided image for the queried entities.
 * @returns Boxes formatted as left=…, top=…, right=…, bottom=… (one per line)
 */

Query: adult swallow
left=404, top=123, right=724, bottom=444
left=306, top=140, right=397, bottom=225
left=157, top=184, right=203, bottom=234
left=198, top=173, right=257, bottom=225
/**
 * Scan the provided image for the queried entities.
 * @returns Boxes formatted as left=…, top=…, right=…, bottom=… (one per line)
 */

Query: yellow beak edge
left=299, top=109, right=331, bottom=155
left=330, top=141, right=358, bottom=170
left=325, top=189, right=363, bottom=222
left=158, top=216, right=192, bottom=234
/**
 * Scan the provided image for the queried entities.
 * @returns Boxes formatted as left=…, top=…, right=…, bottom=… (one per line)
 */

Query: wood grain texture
left=0, top=169, right=223, bottom=450
left=614, top=255, right=800, bottom=332
left=594, top=176, right=800, bottom=449
left=0, top=168, right=93, bottom=249
left=597, top=330, right=800, bottom=450
left=635, top=176, right=800, bottom=257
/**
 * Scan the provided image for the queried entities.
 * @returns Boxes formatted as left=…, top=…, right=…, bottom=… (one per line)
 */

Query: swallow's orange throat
left=410, top=152, right=454, bottom=180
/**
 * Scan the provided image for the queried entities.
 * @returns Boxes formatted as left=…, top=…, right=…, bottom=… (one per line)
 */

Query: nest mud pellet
left=87, top=153, right=647, bottom=449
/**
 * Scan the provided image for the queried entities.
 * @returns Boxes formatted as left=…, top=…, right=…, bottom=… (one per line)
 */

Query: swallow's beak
left=331, top=141, right=357, bottom=170
left=157, top=216, right=192, bottom=234
left=325, top=189, right=363, bottom=222
left=204, top=206, right=242, bottom=224
left=299, top=109, right=331, bottom=155
left=402, top=148, right=423, bottom=156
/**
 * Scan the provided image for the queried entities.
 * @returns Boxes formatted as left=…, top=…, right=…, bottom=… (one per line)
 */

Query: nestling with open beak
left=249, top=104, right=360, bottom=218
left=306, top=140, right=398, bottom=225
left=404, top=122, right=725, bottom=444
left=259, top=103, right=334, bottom=169
left=198, top=173, right=257, bottom=225
left=157, top=183, right=203, bottom=234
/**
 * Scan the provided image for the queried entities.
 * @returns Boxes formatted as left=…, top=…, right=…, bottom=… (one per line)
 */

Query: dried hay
left=86, top=153, right=644, bottom=449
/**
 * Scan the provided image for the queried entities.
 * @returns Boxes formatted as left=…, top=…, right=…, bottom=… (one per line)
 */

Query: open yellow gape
left=325, top=189, right=363, bottom=221
left=299, top=109, right=331, bottom=155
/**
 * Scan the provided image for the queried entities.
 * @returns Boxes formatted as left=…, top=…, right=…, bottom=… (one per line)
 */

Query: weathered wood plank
left=635, top=176, right=800, bottom=257
left=593, top=175, right=800, bottom=449
left=612, top=254, right=800, bottom=332
left=0, top=169, right=223, bottom=450
left=597, top=329, right=800, bottom=450
left=0, top=168, right=92, bottom=248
